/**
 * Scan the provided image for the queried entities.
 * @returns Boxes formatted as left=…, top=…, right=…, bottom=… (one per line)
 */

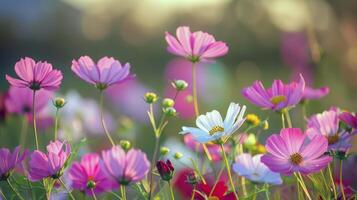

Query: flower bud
left=156, top=159, right=174, bottom=181
left=262, top=120, right=269, bottom=130
left=186, top=171, right=198, bottom=186
left=163, top=107, right=177, bottom=117
left=119, top=140, right=131, bottom=151
left=160, top=146, right=170, bottom=155
left=144, top=92, right=158, bottom=104
left=172, top=80, right=188, bottom=91
left=246, top=114, right=260, bottom=127
left=174, top=152, right=183, bottom=159
left=86, top=180, right=96, bottom=189
left=53, top=97, right=66, bottom=109
left=162, top=98, right=175, bottom=108
left=244, top=133, right=257, bottom=146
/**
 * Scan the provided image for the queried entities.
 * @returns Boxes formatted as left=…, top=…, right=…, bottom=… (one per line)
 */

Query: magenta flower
left=302, top=86, right=329, bottom=101
left=102, top=146, right=150, bottom=185
left=5, top=86, right=52, bottom=116
left=339, top=111, right=357, bottom=130
left=165, top=26, right=228, bottom=62
left=71, top=56, right=134, bottom=90
left=242, top=74, right=305, bottom=111
left=0, top=146, right=27, bottom=180
left=69, top=153, right=117, bottom=196
left=6, top=57, right=63, bottom=91
left=306, top=109, right=354, bottom=151
left=29, top=140, right=71, bottom=181
left=261, top=128, right=332, bottom=175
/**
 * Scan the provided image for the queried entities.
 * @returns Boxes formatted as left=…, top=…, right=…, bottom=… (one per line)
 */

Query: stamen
left=290, top=153, right=303, bottom=165
left=270, top=95, right=287, bottom=105
left=209, top=126, right=224, bottom=135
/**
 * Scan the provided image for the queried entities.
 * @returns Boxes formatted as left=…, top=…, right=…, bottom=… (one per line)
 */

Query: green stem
left=220, top=144, right=239, bottom=200
left=328, top=163, right=337, bottom=199
left=295, top=172, right=312, bottom=200
left=32, top=91, right=39, bottom=150
left=284, top=109, right=293, bottom=128
left=168, top=181, right=175, bottom=200
left=148, top=136, right=160, bottom=200
left=59, top=178, right=75, bottom=200
left=264, top=184, right=270, bottom=200
left=91, top=189, right=98, bottom=200
left=120, top=185, right=126, bottom=200
left=99, top=91, right=115, bottom=146
left=0, top=189, right=8, bottom=200
left=6, top=179, right=25, bottom=200
left=340, top=160, right=346, bottom=200
left=301, top=103, right=307, bottom=129
left=19, top=116, right=28, bottom=148
left=191, top=62, right=212, bottom=161
left=191, top=185, right=196, bottom=200
left=26, top=178, right=35, bottom=200
left=54, top=108, right=59, bottom=140
left=281, top=112, right=286, bottom=129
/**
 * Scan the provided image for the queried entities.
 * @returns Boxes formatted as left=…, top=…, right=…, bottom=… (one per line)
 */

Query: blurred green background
left=1, top=0, right=357, bottom=152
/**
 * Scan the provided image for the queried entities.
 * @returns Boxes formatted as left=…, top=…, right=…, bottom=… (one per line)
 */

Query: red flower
left=195, top=181, right=236, bottom=200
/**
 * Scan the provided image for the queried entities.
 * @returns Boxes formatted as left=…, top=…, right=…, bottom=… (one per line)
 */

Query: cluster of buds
left=156, top=159, right=174, bottom=181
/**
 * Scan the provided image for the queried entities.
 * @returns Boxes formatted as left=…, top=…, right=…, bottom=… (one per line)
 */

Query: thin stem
left=264, top=184, right=270, bottom=200
left=6, top=179, right=25, bottom=200
left=32, top=91, right=39, bottom=150
left=99, top=91, right=115, bottom=146
left=191, top=185, right=196, bottom=200
left=191, top=62, right=212, bottom=161
left=301, top=103, right=307, bottom=129
left=281, top=112, right=285, bottom=129
left=148, top=136, right=160, bottom=200
left=168, top=181, right=175, bottom=200
left=59, top=178, right=75, bottom=200
left=190, top=158, right=206, bottom=184
left=284, top=110, right=293, bottom=128
left=91, top=189, right=98, bottom=200
left=295, top=172, right=312, bottom=200
left=328, top=163, right=337, bottom=199
left=120, top=185, right=126, bottom=200
left=220, top=144, right=239, bottom=200
left=0, top=189, right=8, bottom=200
left=54, top=108, right=59, bottom=140
left=19, top=116, right=28, bottom=148
left=340, top=160, right=346, bottom=200
left=320, top=170, right=329, bottom=197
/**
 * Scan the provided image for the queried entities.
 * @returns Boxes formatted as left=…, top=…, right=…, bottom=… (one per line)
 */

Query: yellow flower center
left=270, top=95, right=287, bottom=105
left=327, top=135, right=339, bottom=145
left=208, top=197, right=219, bottom=200
left=209, top=126, right=224, bottom=135
left=290, top=153, right=303, bottom=165
left=246, top=114, right=261, bottom=126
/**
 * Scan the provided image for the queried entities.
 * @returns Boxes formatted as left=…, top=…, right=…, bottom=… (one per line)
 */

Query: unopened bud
left=53, top=97, right=66, bottom=109
left=160, top=147, right=170, bottom=155
left=144, top=92, right=158, bottom=104
left=172, top=80, right=188, bottom=91
left=174, top=152, right=183, bottom=159
left=163, top=107, right=177, bottom=117
left=186, top=171, right=198, bottom=185
left=162, top=98, right=175, bottom=108
left=119, top=140, right=131, bottom=151
left=262, top=120, right=269, bottom=130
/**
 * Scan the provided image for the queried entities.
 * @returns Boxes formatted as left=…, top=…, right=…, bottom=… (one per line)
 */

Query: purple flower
left=69, top=153, right=117, bottom=196
left=0, top=146, right=27, bottom=180
left=261, top=128, right=332, bottom=175
left=242, top=74, right=305, bottom=111
left=5, top=86, right=52, bottom=116
left=339, top=111, right=357, bottom=130
left=165, top=26, right=228, bottom=62
left=233, top=153, right=282, bottom=185
left=306, top=109, right=353, bottom=151
left=71, top=56, right=134, bottom=90
left=102, top=146, right=150, bottom=185
left=156, top=159, right=174, bottom=181
left=29, top=140, right=71, bottom=181
left=6, top=57, right=63, bottom=91
left=302, top=86, right=329, bottom=101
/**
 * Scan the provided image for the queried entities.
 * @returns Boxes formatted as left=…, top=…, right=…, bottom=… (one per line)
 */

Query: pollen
left=290, top=153, right=303, bottom=165
left=327, top=134, right=339, bottom=145
left=246, top=114, right=261, bottom=126
left=270, top=95, right=287, bottom=105
left=209, top=126, right=224, bottom=135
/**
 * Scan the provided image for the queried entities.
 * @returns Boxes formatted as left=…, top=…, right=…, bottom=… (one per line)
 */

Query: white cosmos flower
left=233, top=153, right=282, bottom=185
left=179, top=102, right=246, bottom=143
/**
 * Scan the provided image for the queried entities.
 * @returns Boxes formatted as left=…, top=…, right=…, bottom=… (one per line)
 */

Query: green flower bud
left=144, top=92, right=158, bottom=103
left=162, top=98, right=175, bottom=108
left=53, top=97, right=66, bottom=109
left=160, top=147, right=170, bottom=155
left=163, top=107, right=177, bottom=117
left=86, top=180, right=96, bottom=189
left=119, top=140, right=131, bottom=151
left=244, top=133, right=257, bottom=146
left=174, top=152, right=183, bottom=159
left=172, top=80, right=188, bottom=91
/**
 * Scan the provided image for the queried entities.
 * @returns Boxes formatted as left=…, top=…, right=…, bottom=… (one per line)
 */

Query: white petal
left=224, top=102, right=240, bottom=127
left=196, top=115, right=211, bottom=132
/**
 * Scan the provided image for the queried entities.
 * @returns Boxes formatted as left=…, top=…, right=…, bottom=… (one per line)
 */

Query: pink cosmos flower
left=102, top=146, right=150, bottom=185
left=302, top=86, right=329, bottom=101
left=306, top=109, right=354, bottom=151
left=69, top=153, right=117, bottom=196
left=0, top=146, right=27, bottom=180
left=6, top=57, right=63, bottom=91
left=339, top=111, right=357, bottom=130
left=5, top=86, right=52, bottom=116
left=261, top=128, right=332, bottom=175
left=71, top=56, right=134, bottom=90
left=29, top=140, right=71, bottom=181
left=165, top=26, right=228, bottom=62
left=242, top=74, right=305, bottom=111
